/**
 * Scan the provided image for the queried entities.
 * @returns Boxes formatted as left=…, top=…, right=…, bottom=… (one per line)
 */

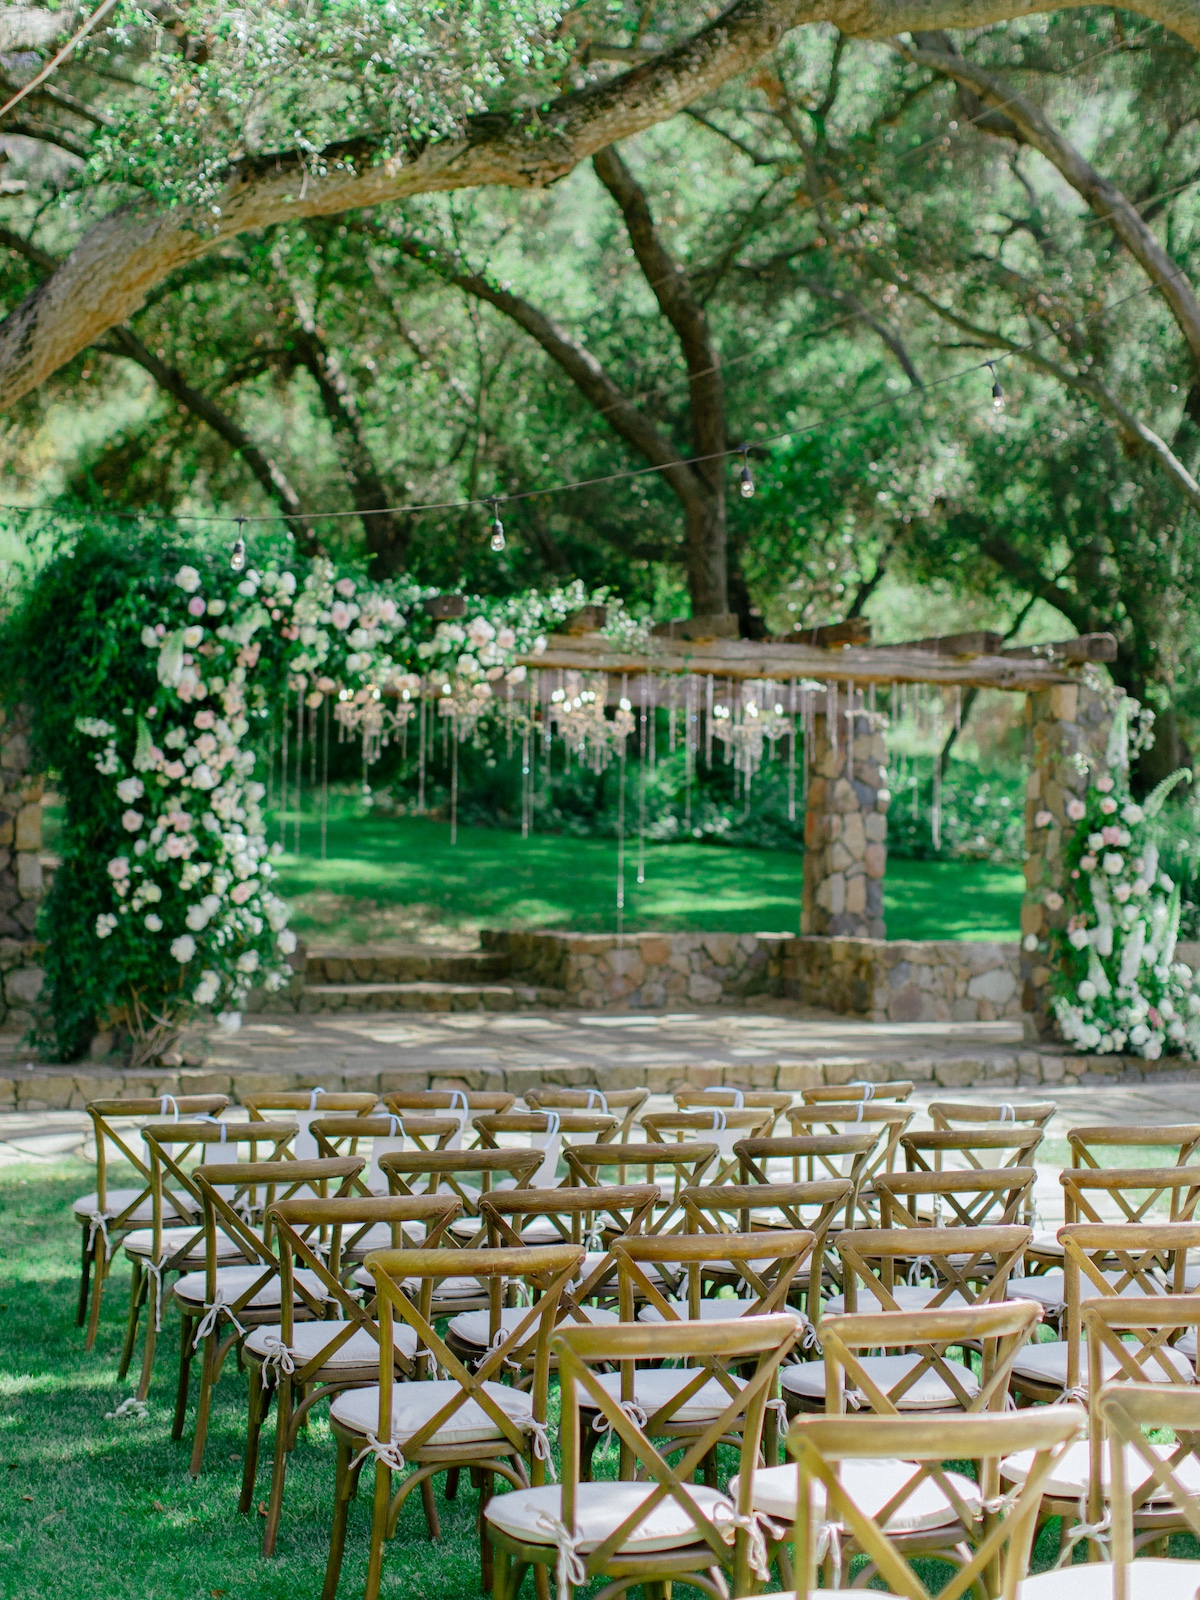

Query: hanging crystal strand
left=828, top=680, right=838, bottom=757
left=931, top=692, right=944, bottom=852
left=450, top=717, right=459, bottom=847
left=529, top=668, right=540, bottom=837
left=705, top=674, right=714, bottom=767
left=616, top=737, right=627, bottom=941
left=637, top=674, right=648, bottom=885
left=649, top=672, right=657, bottom=769
left=320, top=695, right=330, bottom=864
left=417, top=684, right=427, bottom=813
left=668, top=677, right=677, bottom=753
left=793, top=689, right=801, bottom=800
left=683, top=677, right=694, bottom=831
left=294, top=681, right=304, bottom=855
left=279, top=698, right=289, bottom=851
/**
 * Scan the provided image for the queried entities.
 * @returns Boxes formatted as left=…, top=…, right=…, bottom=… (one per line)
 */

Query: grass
left=2, top=1158, right=1195, bottom=1599
left=272, top=814, right=1024, bottom=946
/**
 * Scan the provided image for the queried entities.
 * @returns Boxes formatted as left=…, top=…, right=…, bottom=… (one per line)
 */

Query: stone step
left=304, top=947, right=511, bottom=985
left=297, top=980, right=568, bottom=1014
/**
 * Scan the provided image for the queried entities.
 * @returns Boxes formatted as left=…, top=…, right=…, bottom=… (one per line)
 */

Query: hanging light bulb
left=488, top=497, right=506, bottom=552
left=738, top=445, right=755, bottom=498
left=230, top=517, right=247, bottom=571
left=987, top=361, right=1005, bottom=413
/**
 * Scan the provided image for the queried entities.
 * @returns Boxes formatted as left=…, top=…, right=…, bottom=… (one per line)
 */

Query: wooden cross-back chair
left=787, top=1407, right=1084, bottom=1600
left=564, top=1140, right=719, bottom=1235
left=381, top=1088, right=514, bottom=1144
left=472, top=1110, right=621, bottom=1196
left=1069, top=1122, right=1200, bottom=1168
left=872, top=1166, right=1039, bottom=1233
left=785, top=1101, right=915, bottom=1204
left=803, top=1079, right=914, bottom=1104
left=179, top=1154, right=365, bottom=1475
left=902, top=1126, right=1045, bottom=1176
left=929, top=1098, right=1056, bottom=1133
left=325, top=1243, right=583, bottom=1600
left=245, top=1192, right=462, bottom=1557
left=735, top=1132, right=876, bottom=1248
left=1008, top=1221, right=1200, bottom=1406
left=478, top=1182, right=658, bottom=1309
left=641, top=1107, right=776, bottom=1186
left=74, top=1093, right=228, bottom=1346
left=833, top=1223, right=1032, bottom=1321
left=244, top=1090, right=377, bottom=1158
left=525, top=1085, right=649, bottom=1141
left=311, top=1113, right=462, bottom=1197
left=486, top=1313, right=803, bottom=1600
left=1091, top=1386, right=1200, bottom=1600
left=673, top=1086, right=794, bottom=1135
left=123, top=1117, right=298, bottom=1399
left=678, top=1178, right=850, bottom=1326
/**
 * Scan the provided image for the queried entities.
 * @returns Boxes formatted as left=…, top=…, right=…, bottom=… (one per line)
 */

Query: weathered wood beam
left=1001, top=632, right=1118, bottom=663
left=778, top=618, right=872, bottom=648
left=516, top=632, right=1088, bottom=690
left=897, top=630, right=1004, bottom=657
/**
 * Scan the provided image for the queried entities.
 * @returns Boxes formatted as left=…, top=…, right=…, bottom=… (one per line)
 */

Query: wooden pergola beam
left=516, top=631, right=1118, bottom=691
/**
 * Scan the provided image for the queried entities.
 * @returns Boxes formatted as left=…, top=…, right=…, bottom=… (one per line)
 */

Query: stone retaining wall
left=0, top=705, right=46, bottom=1033
left=780, top=935, right=1023, bottom=1025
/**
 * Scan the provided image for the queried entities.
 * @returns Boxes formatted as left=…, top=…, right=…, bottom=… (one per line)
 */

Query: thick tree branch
left=903, top=42, right=1200, bottom=376
left=4, top=0, right=1200, bottom=410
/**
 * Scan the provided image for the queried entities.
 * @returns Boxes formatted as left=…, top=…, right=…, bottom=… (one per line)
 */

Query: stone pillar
left=1021, top=680, right=1114, bottom=1038
left=0, top=704, right=46, bottom=1033
left=802, top=690, right=888, bottom=938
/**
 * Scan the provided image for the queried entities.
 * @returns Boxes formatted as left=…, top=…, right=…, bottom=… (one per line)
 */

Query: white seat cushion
left=73, top=1189, right=191, bottom=1224
left=581, top=1366, right=744, bottom=1424
left=331, top=1379, right=532, bottom=1447
left=1020, top=1558, right=1200, bottom=1598
left=1002, top=1438, right=1200, bottom=1501
left=244, top=1319, right=418, bottom=1368
left=448, top=1305, right=618, bottom=1348
left=1004, top=1272, right=1159, bottom=1315
left=1011, top=1340, right=1195, bottom=1390
left=351, top=1265, right=485, bottom=1299
left=782, top=1354, right=981, bottom=1411
left=173, top=1265, right=328, bottom=1310
left=486, top=1481, right=732, bottom=1553
left=639, top=1298, right=761, bottom=1323
left=1028, top=1230, right=1064, bottom=1257
left=123, top=1225, right=246, bottom=1262
left=731, top=1459, right=981, bottom=1532
left=343, top=1220, right=428, bottom=1255
left=823, top=1286, right=967, bottom=1316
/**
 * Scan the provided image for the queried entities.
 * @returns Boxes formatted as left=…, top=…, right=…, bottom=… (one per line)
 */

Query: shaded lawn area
left=274, top=814, right=1024, bottom=943
left=0, top=1161, right=1183, bottom=1599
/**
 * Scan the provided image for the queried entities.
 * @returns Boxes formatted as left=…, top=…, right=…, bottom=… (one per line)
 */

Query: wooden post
left=801, top=692, right=888, bottom=939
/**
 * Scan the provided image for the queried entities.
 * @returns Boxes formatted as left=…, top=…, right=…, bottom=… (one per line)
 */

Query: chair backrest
left=525, top=1086, right=648, bottom=1141
left=382, top=1089, right=513, bottom=1149
left=819, top=1301, right=1041, bottom=1416
left=555, top=1313, right=803, bottom=1593
left=900, top=1127, right=1044, bottom=1174
left=564, top=1141, right=719, bottom=1234
left=1061, top=1164, right=1200, bottom=1226
left=802, top=1081, right=914, bottom=1104
left=367, top=1244, right=583, bottom=1479
left=873, top=1167, right=1038, bottom=1231
left=377, top=1147, right=543, bottom=1243
left=735, top=1133, right=876, bottom=1234
left=788, top=1407, right=1084, bottom=1600
left=1101, top=1384, right=1200, bottom=1596
left=641, top=1108, right=776, bottom=1181
left=929, top=1099, right=1055, bottom=1131
left=613, top=1229, right=815, bottom=1324
left=836, top=1224, right=1032, bottom=1312
left=267, top=1193, right=462, bottom=1380
left=195, top=1156, right=366, bottom=1327
left=85, top=1095, right=229, bottom=1217
left=244, top=1090, right=377, bottom=1158
left=673, top=1087, right=793, bottom=1134
left=311, top=1114, right=461, bottom=1193
left=472, top=1111, right=620, bottom=1187
left=140, top=1118, right=298, bottom=1258
left=1068, top=1123, right=1200, bottom=1167
left=679, top=1179, right=849, bottom=1322
left=785, top=1103, right=914, bottom=1185
left=478, top=1183, right=658, bottom=1307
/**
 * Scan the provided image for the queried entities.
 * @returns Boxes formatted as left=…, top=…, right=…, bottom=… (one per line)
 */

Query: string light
left=230, top=516, right=246, bottom=571
left=738, top=445, right=755, bottom=498
left=987, top=362, right=1005, bottom=414
left=488, top=497, right=506, bottom=552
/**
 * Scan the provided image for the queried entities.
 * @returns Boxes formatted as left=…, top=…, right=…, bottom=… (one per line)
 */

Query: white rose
left=107, top=857, right=130, bottom=881
left=170, top=933, right=196, bottom=963
left=121, top=809, right=143, bottom=832
left=95, top=913, right=117, bottom=939
left=1129, top=1022, right=1150, bottom=1046
left=1078, top=980, right=1097, bottom=1002
left=144, top=913, right=163, bottom=931
left=116, top=777, right=144, bottom=804
left=174, top=565, right=202, bottom=592
left=1103, top=853, right=1124, bottom=875
left=277, top=928, right=297, bottom=954
left=1068, top=928, right=1090, bottom=950
left=1122, top=803, right=1144, bottom=824
left=193, top=975, right=220, bottom=1006
left=236, top=949, right=260, bottom=974
left=191, top=764, right=215, bottom=790
left=1022, top=934, right=1039, bottom=952
left=183, top=625, right=204, bottom=648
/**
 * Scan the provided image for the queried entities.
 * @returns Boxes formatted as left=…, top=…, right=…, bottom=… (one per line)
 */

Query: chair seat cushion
left=730, top=1459, right=981, bottom=1532
left=782, top=1354, right=981, bottom=1411
left=822, top=1286, right=967, bottom=1316
left=1020, top=1558, right=1200, bottom=1598
left=173, top=1265, right=328, bottom=1310
left=352, top=1266, right=485, bottom=1299
left=447, top=1305, right=618, bottom=1348
left=1004, top=1272, right=1157, bottom=1315
left=1002, top=1438, right=1200, bottom=1501
left=331, top=1379, right=532, bottom=1447
left=1010, top=1339, right=1195, bottom=1390
left=244, top=1319, right=418, bottom=1368
left=1028, top=1230, right=1064, bottom=1257
left=485, top=1480, right=733, bottom=1554
left=581, top=1366, right=745, bottom=1424
left=73, top=1189, right=191, bottom=1224
left=123, top=1225, right=247, bottom=1262
left=342, top=1220, right=429, bottom=1257
left=639, top=1298, right=763, bottom=1323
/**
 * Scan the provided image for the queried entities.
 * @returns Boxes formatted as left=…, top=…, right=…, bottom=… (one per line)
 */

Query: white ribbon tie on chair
left=192, top=1289, right=247, bottom=1348
left=999, top=1103, right=1015, bottom=1123
left=291, top=1086, right=326, bottom=1159
left=584, top=1089, right=609, bottom=1114
left=259, top=1334, right=297, bottom=1376
left=367, top=1115, right=407, bottom=1195
left=708, top=1108, right=738, bottom=1162
left=594, top=1400, right=649, bottom=1457
left=814, top=1519, right=844, bottom=1588
left=527, top=1419, right=558, bottom=1480
left=849, top=1081, right=876, bottom=1101
left=532, top=1113, right=563, bottom=1188
left=534, top=1512, right=588, bottom=1600
left=146, top=1259, right=166, bottom=1331
left=159, top=1094, right=180, bottom=1120
left=1054, top=1496, right=1112, bottom=1566
left=86, top=1210, right=111, bottom=1260
left=446, top=1090, right=470, bottom=1150
left=713, top=1503, right=780, bottom=1583
left=350, top=1432, right=408, bottom=1475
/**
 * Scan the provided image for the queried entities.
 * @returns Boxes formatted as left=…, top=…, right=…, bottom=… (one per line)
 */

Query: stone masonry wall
left=801, top=693, right=887, bottom=939
left=0, top=704, right=45, bottom=1033
left=780, top=935, right=1022, bottom=1024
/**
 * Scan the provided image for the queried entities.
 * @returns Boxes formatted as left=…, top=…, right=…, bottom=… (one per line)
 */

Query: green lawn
left=274, top=814, right=1024, bottom=945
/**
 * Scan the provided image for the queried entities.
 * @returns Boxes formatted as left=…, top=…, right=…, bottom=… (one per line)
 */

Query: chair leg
left=76, top=1227, right=92, bottom=1327
left=261, top=1376, right=292, bottom=1556
left=189, top=1330, right=218, bottom=1476
left=420, top=1473, right=441, bottom=1540
left=445, top=1466, right=460, bottom=1500
left=240, top=1362, right=269, bottom=1516
left=117, top=1260, right=144, bottom=1381
left=479, top=1469, right=495, bottom=1593
left=322, top=1434, right=355, bottom=1600
left=173, top=1315, right=195, bottom=1441
left=84, top=1236, right=108, bottom=1350
left=363, top=1460, right=392, bottom=1600
left=137, top=1288, right=160, bottom=1404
